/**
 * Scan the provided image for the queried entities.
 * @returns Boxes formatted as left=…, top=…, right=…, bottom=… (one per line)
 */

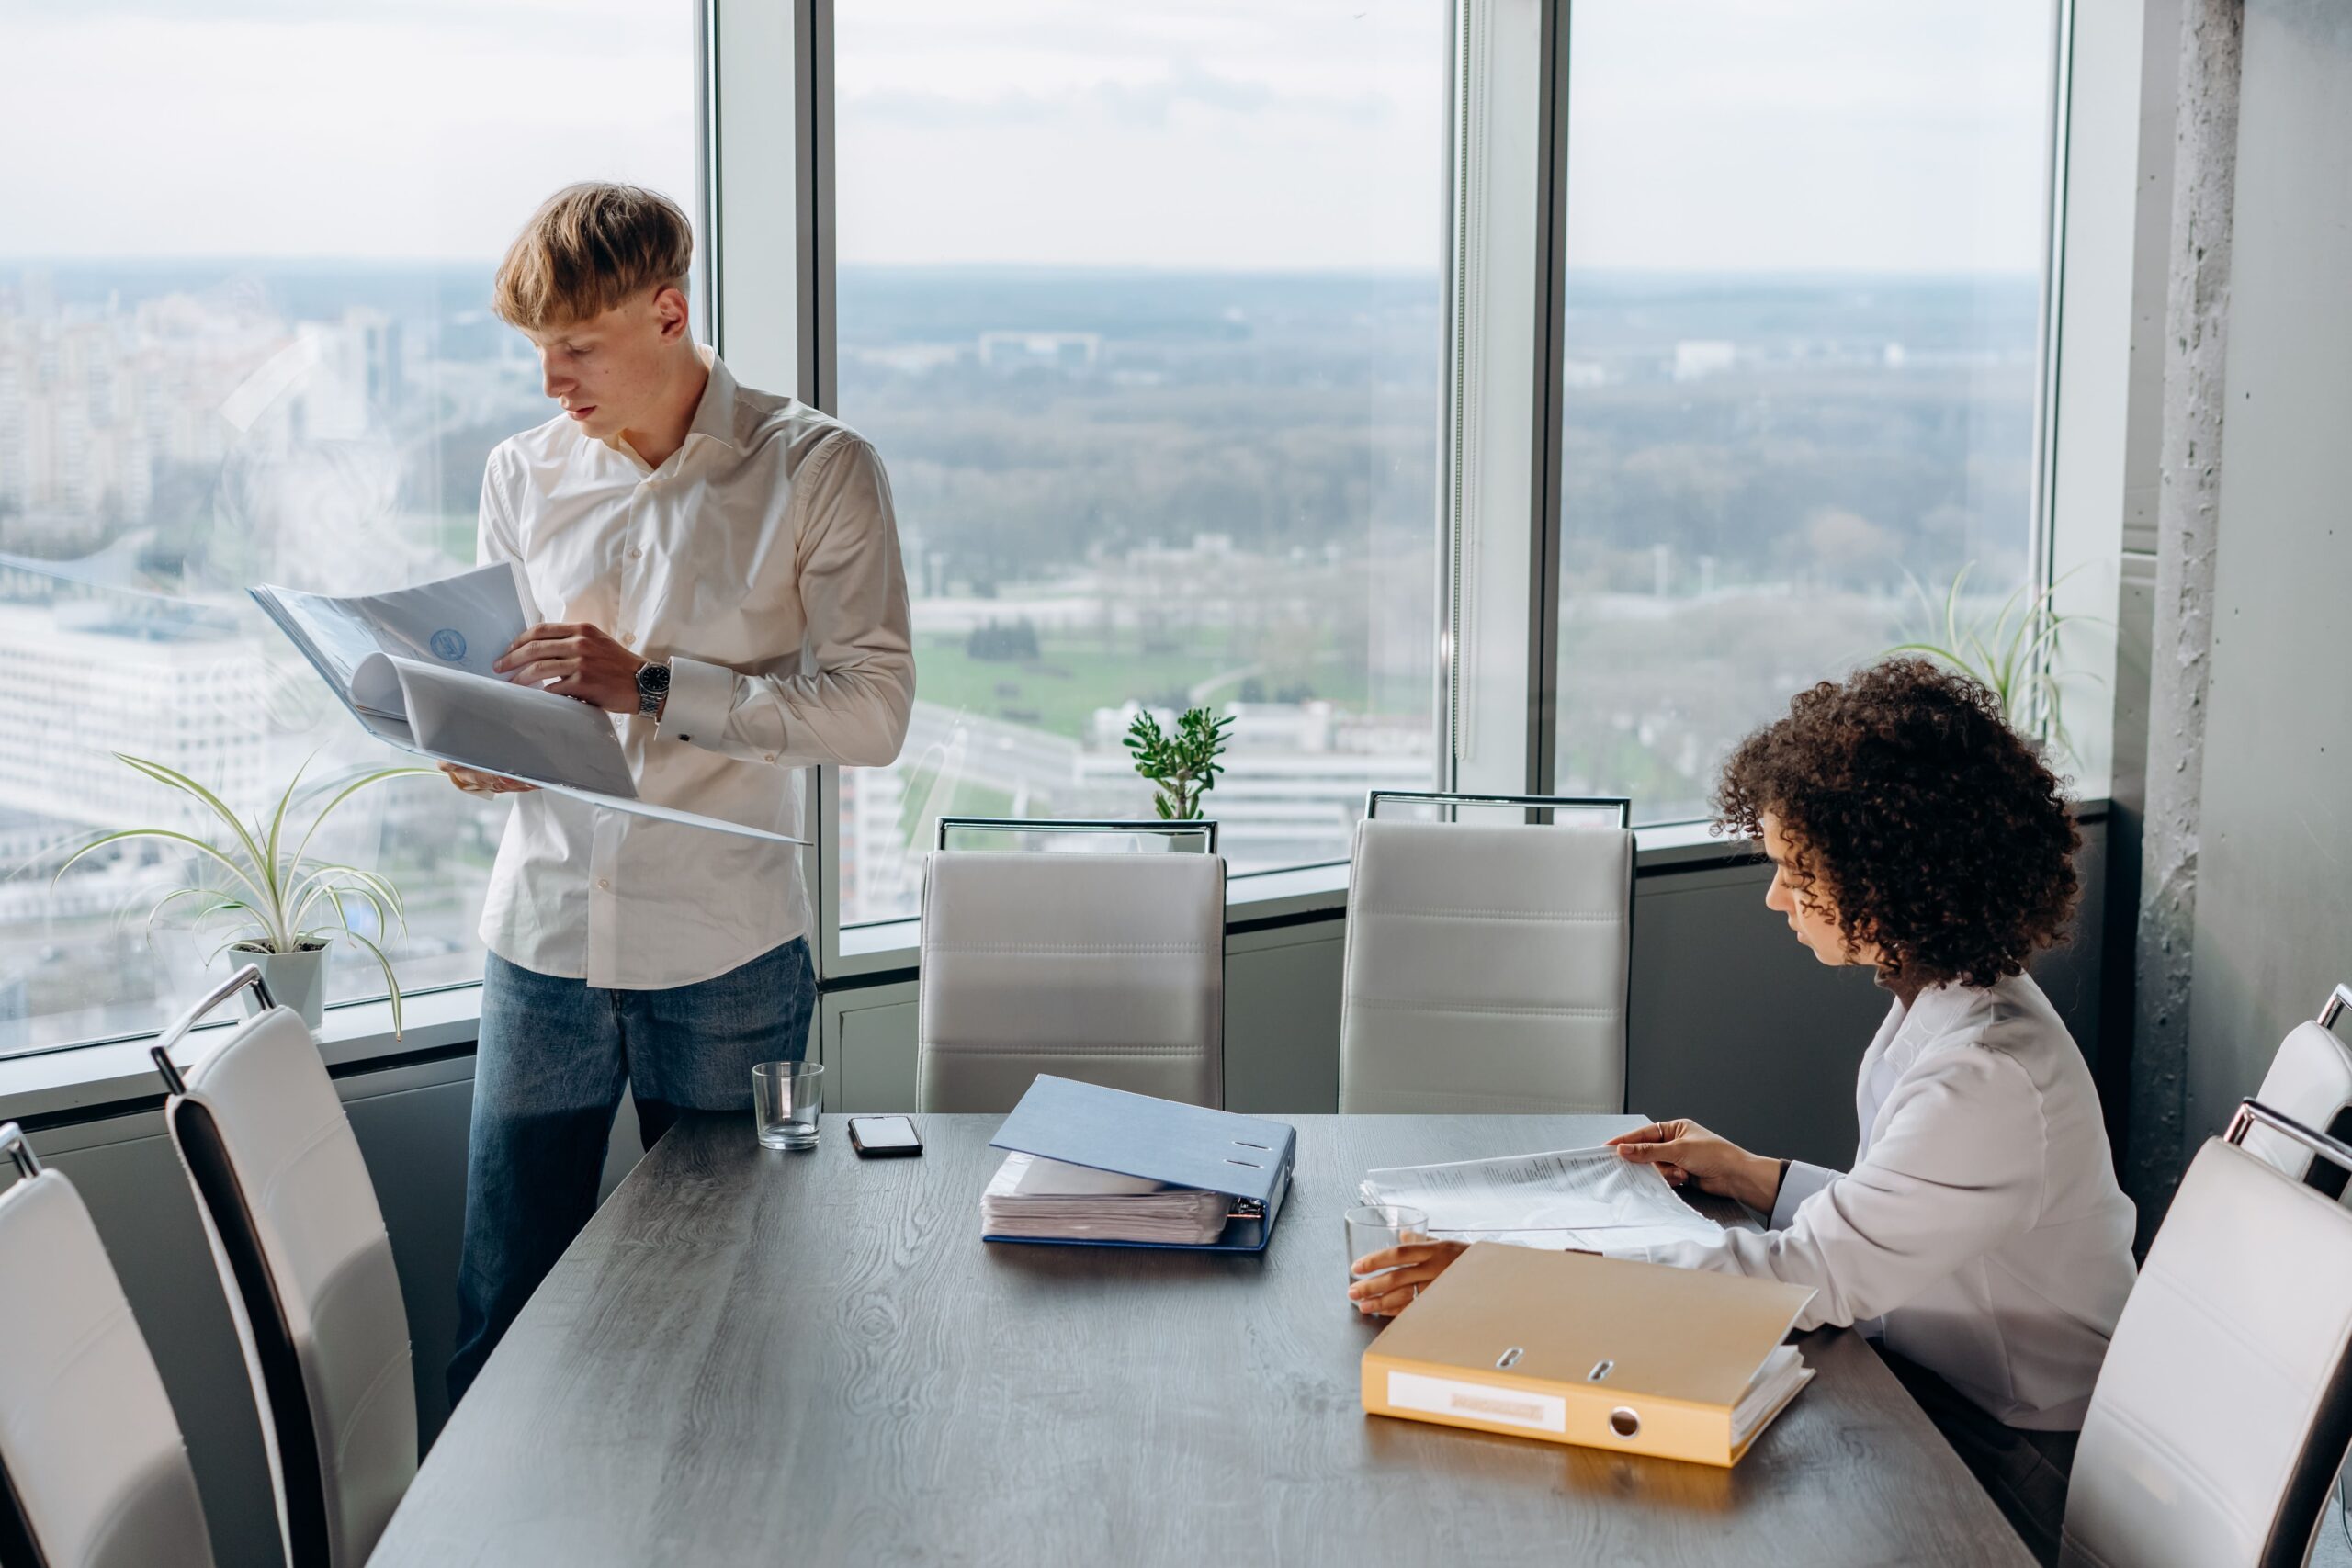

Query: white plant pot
left=232, top=942, right=328, bottom=1028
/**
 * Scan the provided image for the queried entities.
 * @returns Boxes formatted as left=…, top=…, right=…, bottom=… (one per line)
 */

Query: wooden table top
left=369, top=1112, right=2031, bottom=1567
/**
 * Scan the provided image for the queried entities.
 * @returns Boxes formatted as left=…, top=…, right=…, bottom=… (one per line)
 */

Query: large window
left=1550, top=1, right=2056, bottom=822
left=0, top=1, right=695, bottom=1055
left=831, top=0, right=1446, bottom=925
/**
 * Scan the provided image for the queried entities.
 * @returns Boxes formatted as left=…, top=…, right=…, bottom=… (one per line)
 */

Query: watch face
left=638, top=660, right=670, bottom=713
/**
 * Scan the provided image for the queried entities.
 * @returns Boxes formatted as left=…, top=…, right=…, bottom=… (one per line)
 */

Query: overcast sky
left=2, top=0, right=2052, bottom=275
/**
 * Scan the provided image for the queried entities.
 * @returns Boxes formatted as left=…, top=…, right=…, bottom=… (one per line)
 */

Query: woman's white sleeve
left=1632, top=1050, right=2047, bottom=1331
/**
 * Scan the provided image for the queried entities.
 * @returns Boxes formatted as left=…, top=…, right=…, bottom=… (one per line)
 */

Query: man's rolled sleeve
left=659, top=653, right=741, bottom=750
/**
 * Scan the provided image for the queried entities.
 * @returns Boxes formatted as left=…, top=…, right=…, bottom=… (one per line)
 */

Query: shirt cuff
left=660, top=654, right=738, bottom=750
left=1770, top=1160, right=1838, bottom=1231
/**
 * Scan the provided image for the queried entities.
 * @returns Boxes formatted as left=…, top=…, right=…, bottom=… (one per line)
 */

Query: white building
left=0, top=599, right=274, bottom=836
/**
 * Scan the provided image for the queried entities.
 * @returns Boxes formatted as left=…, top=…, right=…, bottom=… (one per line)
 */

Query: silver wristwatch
left=634, top=659, right=672, bottom=717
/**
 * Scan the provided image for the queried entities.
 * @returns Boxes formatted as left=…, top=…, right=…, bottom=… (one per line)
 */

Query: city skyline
left=0, top=246, right=2041, bottom=1051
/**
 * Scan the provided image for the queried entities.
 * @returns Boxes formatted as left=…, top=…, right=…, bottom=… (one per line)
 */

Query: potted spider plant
left=1889, top=563, right=2109, bottom=767
left=51, top=753, right=435, bottom=1035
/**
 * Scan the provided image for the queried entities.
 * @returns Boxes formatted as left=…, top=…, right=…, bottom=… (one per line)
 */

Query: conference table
left=369, top=1112, right=2035, bottom=1567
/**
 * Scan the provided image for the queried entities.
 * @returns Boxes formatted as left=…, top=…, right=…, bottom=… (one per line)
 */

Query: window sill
left=0, top=984, right=485, bottom=1132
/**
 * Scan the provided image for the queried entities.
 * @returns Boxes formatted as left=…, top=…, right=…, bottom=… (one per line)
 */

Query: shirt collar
left=684, top=347, right=742, bottom=451
left=600, top=347, right=741, bottom=471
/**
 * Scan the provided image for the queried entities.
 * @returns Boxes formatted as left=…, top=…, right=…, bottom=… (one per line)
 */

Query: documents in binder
left=981, top=1076, right=1295, bottom=1252
left=1361, top=1242, right=1815, bottom=1466
left=981, top=1154, right=1231, bottom=1245
left=1358, top=1145, right=1724, bottom=1252
left=251, top=563, right=805, bottom=844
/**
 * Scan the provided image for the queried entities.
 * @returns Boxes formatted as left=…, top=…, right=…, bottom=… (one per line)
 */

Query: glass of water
left=752, top=1061, right=823, bottom=1150
left=1345, top=1201, right=1430, bottom=1300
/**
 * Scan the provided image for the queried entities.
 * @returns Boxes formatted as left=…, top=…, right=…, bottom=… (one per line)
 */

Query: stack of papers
left=1358, top=1146, right=1724, bottom=1253
left=1734, top=1345, right=1813, bottom=1450
left=980, top=1152, right=1229, bottom=1244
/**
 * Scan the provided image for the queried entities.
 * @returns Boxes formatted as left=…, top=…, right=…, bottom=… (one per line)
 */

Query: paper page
left=334, top=562, right=526, bottom=682
left=1732, top=1347, right=1814, bottom=1448
left=391, top=656, right=639, bottom=799
left=253, top=562, right=528, bottom=713
left=252, top=584, right=391, bottom=707
left=533, top=786, right=810, bottom=844
left=1001, top=1153, right=1177, bottom=1199
left=350, top=652, right=407, bottom=719
left=1359, top=1146, right=1724, bottom=1253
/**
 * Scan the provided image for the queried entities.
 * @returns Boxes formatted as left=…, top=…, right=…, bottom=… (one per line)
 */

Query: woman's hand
left=1607, top=1120, right=1784, bottom=1213
left=1347, top=1239, right=1469, bottom=1317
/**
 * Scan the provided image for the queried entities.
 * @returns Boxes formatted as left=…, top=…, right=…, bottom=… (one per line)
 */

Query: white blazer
left=1639, top=972, right=2139, bottom=1430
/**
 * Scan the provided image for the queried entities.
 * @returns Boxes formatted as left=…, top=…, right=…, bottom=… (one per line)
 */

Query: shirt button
left=627, top=547, right=641, bottom=559
left=764, top=752, right=777, bottom=763
left=617, top=629, right=633, bottom=645
left=596, top=878, right=612, bottom=891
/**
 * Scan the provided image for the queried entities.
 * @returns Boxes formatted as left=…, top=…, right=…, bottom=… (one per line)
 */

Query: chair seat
left=0, top=1158, right=215, bottom=1568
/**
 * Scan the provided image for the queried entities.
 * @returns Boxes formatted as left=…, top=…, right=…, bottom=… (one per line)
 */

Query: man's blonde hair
left=492, top=183, right=694, bottom=331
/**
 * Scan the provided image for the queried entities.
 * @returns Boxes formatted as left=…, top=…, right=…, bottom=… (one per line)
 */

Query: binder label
left=1386, top=1371, right=1566, bottom=1434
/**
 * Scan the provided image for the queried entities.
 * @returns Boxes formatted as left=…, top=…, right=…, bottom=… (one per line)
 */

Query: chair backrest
left=2245, top=984, right=2352, bottom=1197
left=0, top=1127, right=215, bottom=1568
left=919, top=850, right=1225, bottom=1113
left=158, top=988, right=414, bottom=1568
left=1340, top=812, right=1634, bottom=1113
left=2063, top=1102, right=2352, bottom=1568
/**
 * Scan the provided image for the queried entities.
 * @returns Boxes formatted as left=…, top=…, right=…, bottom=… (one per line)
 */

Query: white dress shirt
left=474, top=352, right=914, bottom=989
left=1637, top=973, right=2139, bottom=1430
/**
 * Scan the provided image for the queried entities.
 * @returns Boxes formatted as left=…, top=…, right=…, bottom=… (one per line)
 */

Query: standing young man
left=444, top=183, right=913, bottom=1401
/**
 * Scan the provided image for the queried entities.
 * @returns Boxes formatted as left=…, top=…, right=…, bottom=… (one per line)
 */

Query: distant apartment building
left=0, top=600, right=273, bottom=836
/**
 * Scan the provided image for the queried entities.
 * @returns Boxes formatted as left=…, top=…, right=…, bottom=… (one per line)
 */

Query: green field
left=911, top=632, right=1372, bottom=741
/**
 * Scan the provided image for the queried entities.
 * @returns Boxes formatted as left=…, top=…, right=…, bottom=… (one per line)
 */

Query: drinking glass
left=1344, top=1202, right=1430, bottom=1296
left=752, top=1061, right=823, bottom=1150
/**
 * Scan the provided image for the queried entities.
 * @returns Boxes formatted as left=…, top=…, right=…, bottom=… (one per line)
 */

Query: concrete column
left=2127, top=0, right=2242, bottom=1237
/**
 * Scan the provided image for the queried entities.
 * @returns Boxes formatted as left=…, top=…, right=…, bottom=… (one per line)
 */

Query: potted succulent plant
left=52, top=753, right=435, bottom=1035
left=1124, top=705, right=1235, bottom=821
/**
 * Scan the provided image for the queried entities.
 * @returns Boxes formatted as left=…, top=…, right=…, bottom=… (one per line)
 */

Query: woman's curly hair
left=1713, top=657, right=2080, bottom=992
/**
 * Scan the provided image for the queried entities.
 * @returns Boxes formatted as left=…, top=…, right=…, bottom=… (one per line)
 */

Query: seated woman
left=1348, top=657, right=2137, bottom=1564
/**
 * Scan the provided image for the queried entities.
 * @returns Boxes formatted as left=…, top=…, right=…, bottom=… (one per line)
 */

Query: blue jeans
left=447, top=938, right=815, bottom=1404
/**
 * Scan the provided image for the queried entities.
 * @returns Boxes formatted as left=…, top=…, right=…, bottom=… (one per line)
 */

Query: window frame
left=5, top=0, right=2128, bottom=1065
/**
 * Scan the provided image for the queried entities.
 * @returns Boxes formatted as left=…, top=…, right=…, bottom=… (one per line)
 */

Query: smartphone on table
left=847, top=1115, right=923, bottom=1158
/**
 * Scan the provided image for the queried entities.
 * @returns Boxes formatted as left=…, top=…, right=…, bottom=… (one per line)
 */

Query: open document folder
left=252, top=563, right=805, bottom=844
left=1359, top=1145, right=1724, bottom=1253
left=1362, top=1243, right=1816, bottom=1466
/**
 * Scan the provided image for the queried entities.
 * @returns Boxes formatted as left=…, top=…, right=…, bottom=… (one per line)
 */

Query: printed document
left=1359, top=1146, right=1724, bottom=1254
left=980, top=1152, right=1229, bottom=1244
left=252, top=564, right=804, bottom=843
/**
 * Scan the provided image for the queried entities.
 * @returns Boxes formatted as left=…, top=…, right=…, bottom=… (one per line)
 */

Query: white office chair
left=1339, top=791, right=1634, bottom=1113
left=919, top=821, right=1225, bottom=1114
left=153, top=966, right=415, bottom=1568
left=2062, top=1100, right=2352, bottom=1568
left=0, top=1124, right=215, bottom=1568
left=2244, top=983, right=2352, bottom=1196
